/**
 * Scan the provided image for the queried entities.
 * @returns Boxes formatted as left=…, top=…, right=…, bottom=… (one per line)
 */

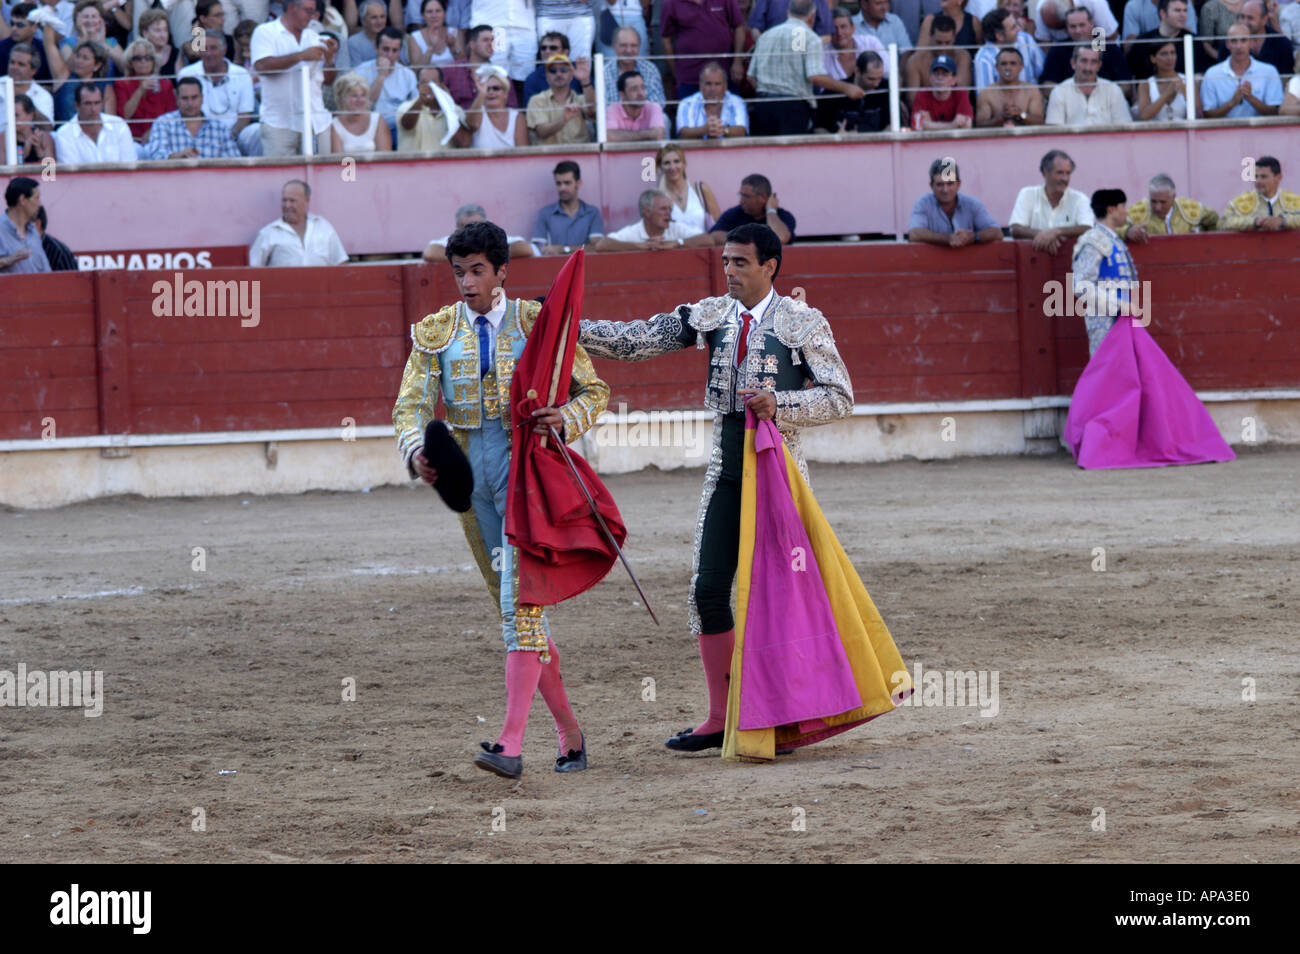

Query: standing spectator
left=1, top=177, right=50, bottom=274
left=115, top=37, right=176, bottom=142
left=824, top=6, right=886, bottom=89
left=347, top=0, right=388, bottom=66
left=138, top=9, right=183, bottom=81
left=709, top=172, right=795, bottom=244
left=657, top=143, right=721, bottom=232
left=56, top=1, right=126, bottom=75
left=911, top=54, right=972, bottom=127
left=0, top=44, right=54, bottom=125
left=10, top=95, right=58, bottom=161
left=443, top=24, right=518, bottom=108
left=466, top=62, right=527, bottom=145
left=395, top=64, right=470, bottom=149
left=828, top=48, right=896, bottom=129
left=974, top=46, right=1043, bottom=124
left=1044, top=45, right=1132, bottom=125
left=179, top=31, right=256, bottom=147
left=1220, top=156, right=1300, bottom=231
left=249, top=179, right=349, bottom=266
left=1125, top=0, right=1193, bottom=80
left=1200, top=21, right=1282, bottom=117
left=606, top=69, right=668, bottom=138
left=525, top=52, right=593, bottom=144
left=144, top=76, right=241, bottom=157
left=1133, top=39, right=1191, bottom=119
left=676, top=59, right=749, bottom=136
left=1122, top=173, right=1218, bottom=240
left=467, top=0, right=537, bottom=83
left=907, top=157, right=1002, bottom=246
left=748, top=0, right=864, bottom=136
left=328, top=69, right=393, bottom=150
left=251, top=0, right=338, bottom=157
left=918, top=0, right=979, bottom=50
left=1279, top=2, right=1300, bottom=56
left=1000, top=0, right=1042, bottom=78
left=750, top=0, right=834, bottom=35
left=355, top=26, right=418, bottom=142
left=903, top=12, right=970, bottom=103
left=854, top=0, right=913, bottom=60
left=422, top=201, right=534, bottom=260
left=408, top=0, right=456, bottom=66
left=597, top=0, right=652, bottom=60
left=593, top=189, right=715, bottom=250
left=602, top=24, right=665, bottom=102
left=536, top=0, right=598, bottom=60
left=523, top=30, right=581, bottom=102
left=45, top=34, right=116, bottom=121
left=1039, top=5, right=1130, bottom=87
left=34, top=206, right=76, bottom=271
left=1238, top=0, right=1294, bottom=74
left=1197, top=0, right=1241, bottom=69
left=661, top=0, right=745, bottom=100
left=53, top=83, right=134, bottom=161
left=1008, top=148, right=1093, bottom=254
left=532, top=159, right=605, bottom=254
left=182, top=0, right=237, bottom=68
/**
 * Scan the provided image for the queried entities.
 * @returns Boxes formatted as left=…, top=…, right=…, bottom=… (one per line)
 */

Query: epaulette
left=1075, top=225, right=1114, bottom=259
left=1278, top=190, right=1300, bottom=213
left=411, top=303, right=460, bottom=354
left=685, top=295, right=734, bottom=333
left=1227, top=191, right=1260, bottom=217
left=517, top=298, right=542, bottom=334
left=1127, top=198, right=1152, bottom=227
left=772, top=294, right=828, bottom=349
left=1173, top=196, right=1204, bottom=223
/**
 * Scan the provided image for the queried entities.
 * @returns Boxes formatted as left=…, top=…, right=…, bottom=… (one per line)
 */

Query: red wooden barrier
left=2, top=234, right=1297, bottom=441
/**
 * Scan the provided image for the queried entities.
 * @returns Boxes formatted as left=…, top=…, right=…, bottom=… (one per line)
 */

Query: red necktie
left=735, top=312, right=753, bottom=369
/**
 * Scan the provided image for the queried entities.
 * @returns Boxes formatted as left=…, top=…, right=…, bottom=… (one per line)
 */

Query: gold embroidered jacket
left=1220, top=189, right=1300, bottom=231
left=1121, top=196, right=1219, bottom=235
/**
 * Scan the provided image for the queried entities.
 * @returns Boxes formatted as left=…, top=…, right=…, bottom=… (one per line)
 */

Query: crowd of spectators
left=3, top=0, right=1298, bottom=165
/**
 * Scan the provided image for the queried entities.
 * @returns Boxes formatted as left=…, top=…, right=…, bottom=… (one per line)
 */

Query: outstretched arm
left=772, top=321, right=854, bottom=429
left=578, top=305, right=698, bottom=361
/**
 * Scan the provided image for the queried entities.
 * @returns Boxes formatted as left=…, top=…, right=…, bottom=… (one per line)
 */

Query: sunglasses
left=132, top=54, right=155, bottom=60
left=547, top=65, right=571, bottom=73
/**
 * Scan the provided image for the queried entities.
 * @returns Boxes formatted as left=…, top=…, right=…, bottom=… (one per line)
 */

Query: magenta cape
left=1064, top=318, right=1235, bottom=470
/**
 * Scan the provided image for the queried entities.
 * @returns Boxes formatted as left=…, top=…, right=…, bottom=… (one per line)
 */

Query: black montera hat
left=422, top=420, right=474, bottom=513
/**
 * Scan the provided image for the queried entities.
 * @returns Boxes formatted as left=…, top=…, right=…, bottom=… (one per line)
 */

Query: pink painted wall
left=24, top=123, right=1298, bottom=256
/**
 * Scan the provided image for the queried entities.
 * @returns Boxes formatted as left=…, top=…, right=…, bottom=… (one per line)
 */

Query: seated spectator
left=749, top=0, right=862, bottom=136
left=854, top=0, right=913, bottom=63
left=904, top=13, right=972, bottom=107
left=232, top=17, right=259, bottom=76
left=443, top=25, right=517, bottom=110
left=115, top=38, right=176, bottom=143
left=912, top=55, right=973, bottom=129
left=355, top=26, right=418, bottom=144
left=250, top=180, right=349, bottom=267
left=1008, top=148, right=1094, bottom=254
left=348, top=0, right=389, bottom=66
left=138, top=9, right=183, bottom=81
left=1125, top=0, right=1193, bottom=80
left=709, top=173, right=796, bottom=245
left=1133, top=39, right=1191, bottom=119
left=676, top=60, right=749, bottom=138
left=1123, top=0, right=1197, bottom=42
left=606, top=70, right=667, bottom=140
left=918, top=0, right=980, bottom=52
left=144, top=77, right=240, bottom=158
left=1282, top=58, right=1300, bottom=116
left=53, top=82, right=134, bottom=162
left=907, top=157, right=1002, bottom=247
left=1238, top=0, right=1293, bottom=75
left=974, top=7, right=1041, bottom=90
left=179, top=31, right=256, bottom=146
left=466, top=63, right=527, bottom=146
left=1044, top=46, right=1132, bottom=125
left=182, top=0, right=237, bottom=68
left=523, top=31, right=582, bottom=103
left=593, top=189, right=716, bottom=252
left=1040, top=5, right=1131, bottom=87
left=24, top=0, right=76, bottom=43
left=1002, top=0, right=1044, bottom=78
left=328, top=70, right=393, bottom=151
left=822, top=6, right=885, bottom=90
left=1220, top=156, right=1300, bottom=231
left=975, top=46, right=1044, bottom=125
left=1, top=176, right=50, bottom=275
left=535, top=0, right=598, bottom=64
left=396, top=65, right=470, bottom=150
left=1281, top=3, right=1300, bottom=56
left=424, top=203, right=534, bottom=261
left=1200, top=22, right=1282, bottom=118
left=45, top=31, right=117, bottom=121
left=826, top=49, right=896, bottom=130
left=1034, top=0, right=1118, bottom=44
left=0, top=43, right=55, bottom=125
left=533, top=159, right=605, bottom=255
left=11, top=95, right=58, bottom=162
left=35, top=206, right=77, bottom=271
left=0, top=6, right=49, bottom=83
left=597, top=0, right=651, bottom=60
left=408, top=0, right=455, bottom=67
left=526, top=53, right=593, bottom=145
left=1121, top=173, right=1218, bottom=242
left=602, top=25, right=666, bottom=104
left=1196, top=0, right=1234, bottom=69
left=657, top=144, right=722, bottom=234
left=57, top=1, right=126, bottom=76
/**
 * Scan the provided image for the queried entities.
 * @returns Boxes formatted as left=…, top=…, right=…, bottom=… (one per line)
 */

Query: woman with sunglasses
left=466, top=64, right=528, bottom=147
left=115, top=37, right=178, bottom=142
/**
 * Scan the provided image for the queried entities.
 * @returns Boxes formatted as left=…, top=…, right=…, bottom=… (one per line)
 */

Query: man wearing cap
left=525, top=52, right=595, bottom=145
left=392, top=220, right=610, bottom=779
left=912, top=54, right=973, bottom=129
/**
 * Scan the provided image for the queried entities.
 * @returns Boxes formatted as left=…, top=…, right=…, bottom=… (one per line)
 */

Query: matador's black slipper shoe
left=474, top=741, right=523, bottom=779
left=665, top=728, right=724, bottom=752
left=555, top=733, right=587, bottom=773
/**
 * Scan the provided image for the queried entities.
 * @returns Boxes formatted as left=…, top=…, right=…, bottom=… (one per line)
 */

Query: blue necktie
left=475, top=316, right=490, bottom=377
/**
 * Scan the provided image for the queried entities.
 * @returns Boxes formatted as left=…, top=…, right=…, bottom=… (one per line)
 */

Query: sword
left=547, top=423, right=660, bottom=627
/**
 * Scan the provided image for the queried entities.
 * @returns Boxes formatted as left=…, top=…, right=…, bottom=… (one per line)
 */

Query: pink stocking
left=496, top=650, right=543, bottom=757
left=694, top=629, right=735, bottom=735
left=537, top=637, right=583, bottom=753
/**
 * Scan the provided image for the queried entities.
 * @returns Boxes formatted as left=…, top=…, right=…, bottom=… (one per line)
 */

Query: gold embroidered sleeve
left=392, top=344, right=441, bottom=476
left=773, top=322, right=854, bottom=429
left=558, top=343, right=610, bottom=443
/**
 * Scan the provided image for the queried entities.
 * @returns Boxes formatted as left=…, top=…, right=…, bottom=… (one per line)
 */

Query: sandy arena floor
left=1, top=447, right=1296, bottom=863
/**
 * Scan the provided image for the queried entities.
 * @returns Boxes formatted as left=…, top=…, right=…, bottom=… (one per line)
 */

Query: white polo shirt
left=53, top=115, right=136, bottom=164
left=608, top=219, right=697, bottom=243
left=249, top=214, right=348, bottom=267
left=250, top=17, right=332, bottom=134
left=178, top=60, right=256, bottom=129
left=1009, top=185, right=1095, bottom=231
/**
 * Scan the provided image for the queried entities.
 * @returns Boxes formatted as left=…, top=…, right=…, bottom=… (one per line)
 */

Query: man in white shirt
left=1009, top=148, right=1095, bottom=254
left=469, top=0, right=537, bottom=82
left=0, top=44, right=54, bottom=132
left=592, top=190, right=715, bottom=251
left=249, top=180, right=349, bottom=267
left=53, top=84, right=136, bottom=164
left=178, top=31, right=256, bottom=147
left=250, top=0, right=338, bottom=157
left=1044, top=46, right=1132, bottom=126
